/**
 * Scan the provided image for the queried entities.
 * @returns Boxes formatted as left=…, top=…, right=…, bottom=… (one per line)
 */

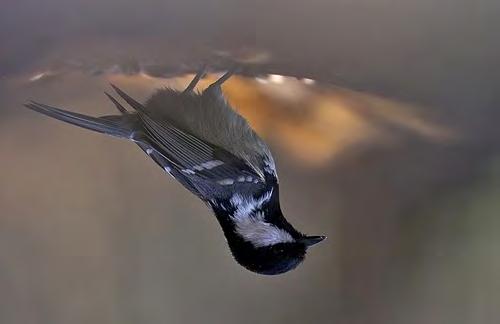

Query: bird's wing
left=139, top=113, right=265, bottom=188
left=108, top=83, right=267, bottom=189
left=25, top=96, right=267, bottom=199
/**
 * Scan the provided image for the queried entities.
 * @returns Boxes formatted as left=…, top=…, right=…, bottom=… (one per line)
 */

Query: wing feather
left=140, top=113, right=261, bottom=184
left=108, top=83, right=267, bottom=194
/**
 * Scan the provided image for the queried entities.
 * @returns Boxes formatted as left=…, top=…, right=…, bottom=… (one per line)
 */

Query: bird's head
left=228, top=235, right=326, bottom=275
left=211, top=191, right=325, bottom=275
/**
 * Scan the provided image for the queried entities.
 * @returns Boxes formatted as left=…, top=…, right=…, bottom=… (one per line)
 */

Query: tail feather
left=110, top=84, right=146, bottom=113
left=25, top=101, right=134, bottom=139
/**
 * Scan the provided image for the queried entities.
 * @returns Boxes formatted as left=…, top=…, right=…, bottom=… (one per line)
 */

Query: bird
left=25, top=67, right=326, bottom=275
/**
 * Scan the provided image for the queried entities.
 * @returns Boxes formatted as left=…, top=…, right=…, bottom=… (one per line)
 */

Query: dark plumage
left=25, top=68, right=325, bottom=275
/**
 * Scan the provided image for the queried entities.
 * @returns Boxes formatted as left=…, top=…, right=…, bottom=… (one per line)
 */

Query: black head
left=210, top=186, right=325, bottom=275
left=229, top=235, right=326, bottom=275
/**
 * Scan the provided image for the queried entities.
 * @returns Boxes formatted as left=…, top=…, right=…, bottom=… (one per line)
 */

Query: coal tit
left=25, top=67, right=325, bottom=275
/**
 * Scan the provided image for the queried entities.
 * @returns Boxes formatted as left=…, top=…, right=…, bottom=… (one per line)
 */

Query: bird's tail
left=24, top=101, right=136, bottom=139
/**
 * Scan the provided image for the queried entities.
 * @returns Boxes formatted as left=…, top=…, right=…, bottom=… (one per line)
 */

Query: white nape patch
left=218, top=178, right=234, bottom=185
left=146, top=148, right=154, bottom=154
left=230, top=190, right=273, bottom=220
left=230, top=190, right=295, bottom=247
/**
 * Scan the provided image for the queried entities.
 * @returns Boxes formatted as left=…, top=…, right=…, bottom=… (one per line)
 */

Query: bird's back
left=144, top=88, right=273, bottom=179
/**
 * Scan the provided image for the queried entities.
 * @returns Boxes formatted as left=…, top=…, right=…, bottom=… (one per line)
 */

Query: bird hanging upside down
left=25, top=67, right=325, bottom=275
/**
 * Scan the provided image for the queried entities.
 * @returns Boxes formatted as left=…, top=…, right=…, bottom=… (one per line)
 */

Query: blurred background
left=1, top=1, right=500, bottom=323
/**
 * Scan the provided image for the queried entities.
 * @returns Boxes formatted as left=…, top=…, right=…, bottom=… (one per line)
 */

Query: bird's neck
left=209, top=190, right=300, bottom=248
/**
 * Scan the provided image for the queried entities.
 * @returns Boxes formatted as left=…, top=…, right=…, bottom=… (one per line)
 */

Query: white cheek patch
left=230, top=190, right=294, bottom=247
left=235, top=212, right=295, bottom=247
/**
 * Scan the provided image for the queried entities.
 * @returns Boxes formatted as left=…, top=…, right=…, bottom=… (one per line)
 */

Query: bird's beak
left=299, top=235, right=326, bottom=247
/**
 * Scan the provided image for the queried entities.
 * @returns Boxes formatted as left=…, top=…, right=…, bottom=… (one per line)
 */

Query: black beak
left=299, top=235, right=326, bottom=247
